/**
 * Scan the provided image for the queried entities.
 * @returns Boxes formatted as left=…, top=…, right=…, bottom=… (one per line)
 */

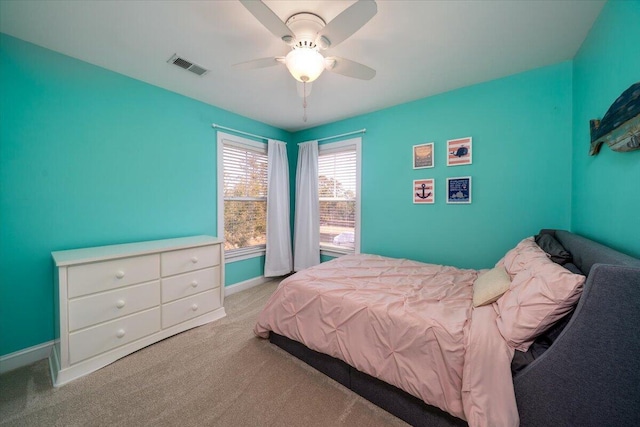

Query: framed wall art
left=446, top=176, right=472, bottom=204
left=413, top=179, right=435, bottom=204
left=413, top=143, right=434, bottom=169
left=447, top=137, right=472, bottom=166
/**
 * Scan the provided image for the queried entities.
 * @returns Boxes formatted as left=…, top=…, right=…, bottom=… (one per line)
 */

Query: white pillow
left=473, top=266, right=511, bottom=307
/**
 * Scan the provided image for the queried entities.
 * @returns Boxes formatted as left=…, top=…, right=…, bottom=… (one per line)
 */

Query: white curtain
left=264, top=139, right=293, bottom=277
left=294, top=140, right=320, bottom=271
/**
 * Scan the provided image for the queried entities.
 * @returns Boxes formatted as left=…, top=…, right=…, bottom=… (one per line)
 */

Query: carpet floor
left=0, top=280, right=408, bottom=427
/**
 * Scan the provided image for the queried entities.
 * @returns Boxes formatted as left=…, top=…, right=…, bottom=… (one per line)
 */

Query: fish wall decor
left=589, top=82, right=640, bottom=155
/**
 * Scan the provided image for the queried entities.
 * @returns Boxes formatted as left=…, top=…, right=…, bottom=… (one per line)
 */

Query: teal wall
left=3, top=1, right=639, bottom=359
left=0, top=34, right=289, bottom=356
left=225, top=256, right=265, bottom=287
left=571, top=0, right=640, bottom=257
left=294, top=62, right=574, bottom=269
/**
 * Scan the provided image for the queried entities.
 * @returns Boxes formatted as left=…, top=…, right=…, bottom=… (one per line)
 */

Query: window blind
left=318, top=148, right=356, bottom=252
left=222, top=143, right=268, bottom=252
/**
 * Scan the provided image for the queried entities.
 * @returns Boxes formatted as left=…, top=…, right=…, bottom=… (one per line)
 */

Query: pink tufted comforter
left=255, top=254, right=518, bottom=427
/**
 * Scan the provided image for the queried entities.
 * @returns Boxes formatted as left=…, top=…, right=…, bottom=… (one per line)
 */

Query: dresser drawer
left=68, top=308, right=160, bottom=364
left=162, top=289, right=221, bottom=329
left=161, top=267, right=220, bottom=303
left=68, top=281, right=160, bottom=332
left=67, top=254, right=160, bottom=298
left=161, top=245, right=220, bottom=277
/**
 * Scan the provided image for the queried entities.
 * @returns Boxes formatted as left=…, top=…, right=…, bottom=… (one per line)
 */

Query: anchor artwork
left=413, top=179, right=435, bottom=204
left=589, top=82, right=640, bottom=156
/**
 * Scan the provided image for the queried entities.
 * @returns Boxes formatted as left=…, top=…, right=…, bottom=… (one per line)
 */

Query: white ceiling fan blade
left=326, top=57, right=376, bottom=80
left=233, top=57, right=285, bottom=71
left=239, top=0, right=294, bottom=43
left=317, top=0, right=377, bottom=49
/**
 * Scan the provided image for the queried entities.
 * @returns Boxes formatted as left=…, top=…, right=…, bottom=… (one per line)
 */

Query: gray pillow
left=535, top=233, right=572, bottom=265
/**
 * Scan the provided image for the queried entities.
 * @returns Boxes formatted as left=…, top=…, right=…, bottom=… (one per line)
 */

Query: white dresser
left=49, top=235, right=225, bottom=386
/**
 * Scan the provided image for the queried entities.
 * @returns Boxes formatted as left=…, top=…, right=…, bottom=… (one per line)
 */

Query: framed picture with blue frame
left=446, top=176, right=472, bottom=204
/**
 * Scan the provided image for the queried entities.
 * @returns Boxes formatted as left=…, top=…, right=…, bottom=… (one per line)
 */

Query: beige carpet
left=0, top=280, right=408, bottom=427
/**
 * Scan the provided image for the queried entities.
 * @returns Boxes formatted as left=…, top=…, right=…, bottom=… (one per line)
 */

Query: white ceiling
left=0, top=0, right=604, bottom=132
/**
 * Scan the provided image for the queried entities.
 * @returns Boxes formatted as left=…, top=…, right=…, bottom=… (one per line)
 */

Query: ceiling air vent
left=167, top=54, right=209, bottom=76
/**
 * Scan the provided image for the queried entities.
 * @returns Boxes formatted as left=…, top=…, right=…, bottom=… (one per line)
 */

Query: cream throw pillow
left=473, top=266, right=511, bottom=307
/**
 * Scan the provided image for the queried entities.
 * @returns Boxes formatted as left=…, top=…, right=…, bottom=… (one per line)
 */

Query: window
left=217, top=132, right=268, bottom=258
left=318, top=137, right=361, bottom=255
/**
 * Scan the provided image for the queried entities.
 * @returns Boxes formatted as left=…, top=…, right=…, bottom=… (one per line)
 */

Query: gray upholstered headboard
left=515, top=230, right=640, bottom=427
left=554, top=230, right=640, bottom=274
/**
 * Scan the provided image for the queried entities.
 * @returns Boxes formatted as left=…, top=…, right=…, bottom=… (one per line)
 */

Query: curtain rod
left=213, top=123, right=365, bottom=144
left=212, top=123, right=273, bottom=142
left=300, top=128, right=367, bottom=145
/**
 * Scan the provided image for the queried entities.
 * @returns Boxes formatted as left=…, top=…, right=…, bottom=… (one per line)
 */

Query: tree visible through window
left=222, top=143, right=268, bottom=252
left=318, top=147, right=357, bottom=252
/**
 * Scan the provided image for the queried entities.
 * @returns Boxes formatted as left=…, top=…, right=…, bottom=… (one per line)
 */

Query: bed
left=254, top=230, right=640, bottom=426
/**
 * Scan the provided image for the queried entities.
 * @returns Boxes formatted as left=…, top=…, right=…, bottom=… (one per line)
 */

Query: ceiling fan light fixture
left=285, top=48, right=325, bottom=83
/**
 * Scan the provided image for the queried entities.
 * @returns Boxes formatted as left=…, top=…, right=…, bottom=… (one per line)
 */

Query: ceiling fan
left=236, top=0, right=378, bottom=85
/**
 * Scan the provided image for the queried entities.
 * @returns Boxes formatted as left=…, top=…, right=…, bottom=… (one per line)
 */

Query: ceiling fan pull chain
left=303, top=81, right=308, bottom=122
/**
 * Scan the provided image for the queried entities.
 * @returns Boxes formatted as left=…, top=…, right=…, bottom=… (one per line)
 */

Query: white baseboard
left=224, top=275, right=271, bottom=296
left=0, top=340, right=54, bottom=374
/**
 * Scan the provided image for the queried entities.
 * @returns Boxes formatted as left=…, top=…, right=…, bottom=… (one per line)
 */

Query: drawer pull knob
left=191, top=281, right=198, bottom=288
left=191, top=304, right=198, bottom=311
left=115, top=270, right=125, bottom=279
left=191, top=256, right=199, bottom=264
left=116, top=299, right=126, bottom=309
left=116, top=329, right=126, bottom=338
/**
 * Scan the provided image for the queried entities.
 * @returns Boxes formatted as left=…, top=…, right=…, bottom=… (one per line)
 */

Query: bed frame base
left=270, top=332, right=467, bottom=427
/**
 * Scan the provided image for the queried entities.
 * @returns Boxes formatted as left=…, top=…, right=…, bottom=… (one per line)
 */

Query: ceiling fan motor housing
left=284, top=12, right=326, bottom=49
